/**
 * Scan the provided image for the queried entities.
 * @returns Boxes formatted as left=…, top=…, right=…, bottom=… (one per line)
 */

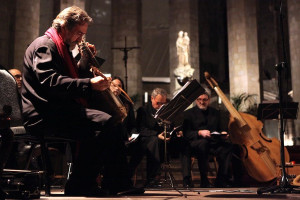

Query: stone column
left=227, top=0, right=260, bottom=100
left=13, top=0, right=40, bottom=68
left=111, top=0, right=142, bottom=104
left=61, top=0, right=85, bottom=10
left=169, top=0, right=199, bottom=95
left=287, top=0, right=300, bottom=145
left=0, top=0, right=16, bottom=68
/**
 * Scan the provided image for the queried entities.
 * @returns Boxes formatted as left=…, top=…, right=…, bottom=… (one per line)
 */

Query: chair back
left=0, top=65, right=23, bottom=128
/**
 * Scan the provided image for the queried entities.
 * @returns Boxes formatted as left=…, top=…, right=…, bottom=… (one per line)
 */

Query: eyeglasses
left=196, top=98, right=209, bottom=102
left=153, top=99, right=166, bottom=106
left=156, top=102, right=165, bottom=106
left=14, top=74, right=22, bottom=79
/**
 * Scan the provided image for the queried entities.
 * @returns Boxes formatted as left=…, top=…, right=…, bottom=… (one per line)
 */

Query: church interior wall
left=1, top=0, right=300, bottom=144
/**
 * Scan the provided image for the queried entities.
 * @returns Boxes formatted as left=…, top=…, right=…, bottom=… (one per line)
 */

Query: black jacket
left=136, top=103, right=164, bottom=137
left=183, top=106, right=228, bottom=141
left=22, top=35, right=110, bottom=132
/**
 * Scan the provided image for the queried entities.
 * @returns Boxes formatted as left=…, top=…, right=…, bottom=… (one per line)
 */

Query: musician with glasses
left=128, top=88, right=168, bottom=188
left=182, top=91, right=234, bottom=188
left=21, top=6, right=143, bottom=197
left=8, top=69, right=22, bottom=91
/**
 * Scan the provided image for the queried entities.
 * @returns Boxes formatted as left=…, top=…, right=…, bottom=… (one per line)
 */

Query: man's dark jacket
left=183, top=106, right=228, bottom=141
left=22, top=35, right=110, bottom=133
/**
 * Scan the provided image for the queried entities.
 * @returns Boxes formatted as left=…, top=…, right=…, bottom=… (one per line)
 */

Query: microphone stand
left=257, top=1, right=299, bottom=194
left=112, top=36, right=140, bottom=92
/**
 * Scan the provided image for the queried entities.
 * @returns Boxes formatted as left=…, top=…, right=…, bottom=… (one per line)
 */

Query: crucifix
left=112, top=36, right=140, bottom=92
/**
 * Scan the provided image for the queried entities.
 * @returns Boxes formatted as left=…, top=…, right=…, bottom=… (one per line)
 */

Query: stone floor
left=35, top=187, right=300, bottom=200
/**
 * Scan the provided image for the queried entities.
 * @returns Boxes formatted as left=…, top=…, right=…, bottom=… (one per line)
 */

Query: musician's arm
left=218, top=110, right=230, bottom=138
left=32, top=45, right=92, bottom=99
left=136, top=107, right=157, bottom=137
left=182, top=111, right=199, bottom=141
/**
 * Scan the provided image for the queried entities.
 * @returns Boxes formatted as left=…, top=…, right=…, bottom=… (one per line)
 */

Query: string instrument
left=79, top=40, right=129, bottom=123
left=204, top=72, right=290, bottom=182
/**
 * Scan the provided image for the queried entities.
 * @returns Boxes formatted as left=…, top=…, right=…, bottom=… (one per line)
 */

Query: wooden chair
left=191, top=155, right=218, bottom=183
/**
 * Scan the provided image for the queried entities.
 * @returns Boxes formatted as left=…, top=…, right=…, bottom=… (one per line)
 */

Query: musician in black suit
left=128, top=88, right=168, bottom=187
left=21, top=6, right=143, bottom=197
left=183, top=91, right=233, bottom=187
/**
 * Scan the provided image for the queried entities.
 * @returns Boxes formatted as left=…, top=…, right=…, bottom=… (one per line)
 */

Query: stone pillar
left=0, top=0, right=16, bottom=69
left=169, top=0, right=199, bottom=95
left=227, top=0, right=260, bottom=100
left=61, top=0, right=85, bottom=10
left=111, top=0, right=142, bottom=104
left=287, top=0, right=300, bottom=145
left=13, top=0, right=40, bottom=68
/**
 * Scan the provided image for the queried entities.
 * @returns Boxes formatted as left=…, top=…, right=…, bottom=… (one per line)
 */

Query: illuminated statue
left=174, top=31, right=194, bottom=79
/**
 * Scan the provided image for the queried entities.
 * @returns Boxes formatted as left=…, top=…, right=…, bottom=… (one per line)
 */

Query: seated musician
left=182, top=91, right=235, bottom=188
left=21, top=6, right=143, bottom=197
left=128, top=88, right=168, bottom=188
left=109, top=76, right=137, bottom=142
left=8, top=68, right=22, bottom=92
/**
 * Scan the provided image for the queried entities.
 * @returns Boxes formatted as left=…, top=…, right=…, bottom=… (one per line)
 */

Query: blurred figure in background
left=9, top=69, right=22, bottom=91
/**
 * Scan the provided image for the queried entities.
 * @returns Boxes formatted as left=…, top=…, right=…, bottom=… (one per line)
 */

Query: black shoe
left=183, top=177, right=193, bottom=188
left=0, top=187, right=7, bottom=200
left=200, top=183, right=214, bottom=188
left=200, top=180, right=213, bottom=188
left=214, top=181, right=232, bottom=188
left=117, top=187, right=145, bottom=196
left=65, top=180, right=109, bottom=197
left=214, top=177, right=233, bottom=188
left=144, top=179, right=162, bottom=188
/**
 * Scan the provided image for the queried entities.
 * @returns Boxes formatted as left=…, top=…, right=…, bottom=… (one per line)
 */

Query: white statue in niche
left=174, top=31, right=194, bottom=80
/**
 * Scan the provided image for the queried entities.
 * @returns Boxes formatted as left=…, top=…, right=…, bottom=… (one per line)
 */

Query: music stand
left=257, top=102, right=299, bottom=194
left=155, top=79, right=205, bottom=124
left=154, top=79, right=205, bottom=190
left=257, top=102, right=298, bottom=121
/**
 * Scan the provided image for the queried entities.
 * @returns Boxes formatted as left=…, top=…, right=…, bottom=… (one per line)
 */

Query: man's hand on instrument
left=176, top=130, right=183, bottom=137
left=198, top=130, right=211, bottom=138
left=221, top=131, right=229, bottom=139
left=86, top=42, right=97, bottom=56
left=78, top=42, right=97, bottom=69
left=90, top=76, right=111, bottom=91
left=158, top=132, right=170, bottom=141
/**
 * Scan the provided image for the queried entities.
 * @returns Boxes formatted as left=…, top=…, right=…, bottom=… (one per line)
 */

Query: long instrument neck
left=213, top=85, right=247, bottom=128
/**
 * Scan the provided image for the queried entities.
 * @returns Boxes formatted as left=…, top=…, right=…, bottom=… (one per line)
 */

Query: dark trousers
left=190, top=138, right=233, bottom=185
left=0, top=129, right=14, bottom=177
left=128, top=135, right=161, bottom=182
left=28, top=108, right=132, bottom=194
left=69, top=124, right=131, bottom=193
left=169, top=136, right=191, bottom=181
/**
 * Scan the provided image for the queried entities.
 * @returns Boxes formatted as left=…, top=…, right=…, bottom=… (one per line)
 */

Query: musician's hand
left=158, top=132, right=170, bottom=141
left=86, top=42, right=97, bottom=56
left=78, top=42, right=97, bottom=69
left=221, top=131, right=229, bottom=139
left=198, top=130, right=211, bottom=138
left=90, top=76, right=111, bottom=91
left=176, top=131, right=183, bottom=137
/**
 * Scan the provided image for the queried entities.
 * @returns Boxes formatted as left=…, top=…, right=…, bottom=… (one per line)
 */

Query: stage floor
left=35, top=187, right=300, bottom=200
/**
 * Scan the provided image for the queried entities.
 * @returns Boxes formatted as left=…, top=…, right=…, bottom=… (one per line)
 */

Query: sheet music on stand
left=154, top=79, right=205, bottom=123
